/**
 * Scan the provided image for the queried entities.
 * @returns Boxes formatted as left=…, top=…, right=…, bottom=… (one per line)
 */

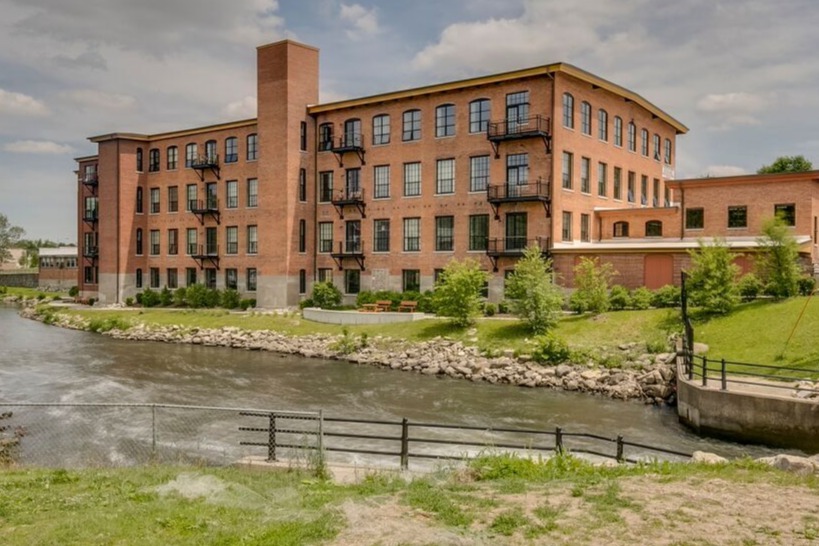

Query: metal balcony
left=189, top=198, right=220, bottom=225
left=191, top=244, right=219, bottom=270
left=82, top=210, right=98, bottom=226
left=190, top=154, right=220, bottom=181
left=330, top=188, right=366, bottom=219
left=81, top=173, right=98, bottom=188
left=486, top=178, right=552, bottom=219
left=327, top=133, right=365, bottom=167
left=330, top=240, right=365, bottom=270
left=487, top=115, right=551, bottom=157
left=486, top=236, right=551, bottom=271
left=82, top=246, right=99, bottom=260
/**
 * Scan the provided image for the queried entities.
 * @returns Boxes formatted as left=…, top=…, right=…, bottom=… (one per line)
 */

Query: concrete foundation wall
left=303, top=307, right=429, bottom=325
left=677, top=371, right=819, bottom=453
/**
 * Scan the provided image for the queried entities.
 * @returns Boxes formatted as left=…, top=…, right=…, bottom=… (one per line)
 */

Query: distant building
left=0, top=248, right=26, bottom=271
left=38, top=247, right=78, bottom=291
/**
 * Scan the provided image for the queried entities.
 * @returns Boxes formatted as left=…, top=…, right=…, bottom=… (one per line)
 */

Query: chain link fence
left=0, top=403, right=320, bottom=468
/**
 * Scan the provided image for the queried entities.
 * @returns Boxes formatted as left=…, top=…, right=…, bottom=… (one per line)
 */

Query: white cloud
left=223, top=96, right=257, bottom=118
left=63, top=90, right=137, bottom=110
left=696, top=92, right=767, bottom=130
left=704, top=165, right=748, bottom=178
left=339, top=3, right=381, bottom=40
left=3, top=140, right=74, bottom=154
left=0, top=89, right=49, bottom=116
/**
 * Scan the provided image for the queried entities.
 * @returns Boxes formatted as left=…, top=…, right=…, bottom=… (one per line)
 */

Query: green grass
left=0, top=286, right=63, bottom=299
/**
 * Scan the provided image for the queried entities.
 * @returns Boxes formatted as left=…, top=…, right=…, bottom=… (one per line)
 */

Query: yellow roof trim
left=74, top=154, right=99, bottom=163
left=89, top=118, right=258, bottom=144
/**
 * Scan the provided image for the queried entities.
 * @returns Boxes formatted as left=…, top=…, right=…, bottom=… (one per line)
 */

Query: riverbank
left=18, top=302, right=678, bottom=404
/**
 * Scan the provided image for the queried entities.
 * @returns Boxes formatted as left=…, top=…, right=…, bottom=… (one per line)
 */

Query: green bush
left=311, top=281, right=342, bottom=309
left=630, top=287, right=653, bottom=310
left=756, top=217, right=801, bottom=299
left=205, top=288, right=221, bottom=308
left=797, top=275, right=816, bottom=296
left=356, top=290, right=402, bottom=309
left=398, top=290, right=435, bottom=313
left=608, top=285, right=630, bottom=310
left=185, top=284, right=209, bottom=308
left=431, top=258, right=489, bottom=327
left=737, top=273, right=763, bottom=302
left=0, top=286, right=6, bottom=294
left=135, top=292, right=143, bottom=305
left=483, top=303, right=496, bottom=317
left=569, top=257, right=616, bottom=314
left=531, top=332, right=572, bottom=365
left=87, top=297, right=96, bottom=306
left=88, top=317, right=131, bottom=333
left=651, top=285, right=681, bottom=308
left=221, top=289, right=241, bottom=309
left=505, top=246, right=564, bottom=334
left=36, top=292, right=46, bottom=300
left=239, top=298, right=255, bottom=311
left=140, top=288, right=161, bottom=308
left=173, top=287, right=187, bottom=307
left=687, top=238, right=740, bottom=314
left=299, top=297, right=315, bottom=309
left=68, top=286, right=79, bottom=297
left=159, top=287, right=173, bottom=307
left=497, top=300, right=510, bottom=314
left=125, top=297, right=134, bottom=307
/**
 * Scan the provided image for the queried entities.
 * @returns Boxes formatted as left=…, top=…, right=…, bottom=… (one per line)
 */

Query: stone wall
left=0, top=271, right=38, bottom=288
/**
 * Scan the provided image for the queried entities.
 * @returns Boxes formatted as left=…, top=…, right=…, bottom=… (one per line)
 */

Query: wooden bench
left=375, top=300, right=393, bottom=312
left=397, top=301, right=418, bottom=312
left=358, top=303, right=379, bottom=313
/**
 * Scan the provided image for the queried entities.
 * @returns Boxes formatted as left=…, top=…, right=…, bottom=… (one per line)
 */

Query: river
left=0, top=305, right=786, bottom=466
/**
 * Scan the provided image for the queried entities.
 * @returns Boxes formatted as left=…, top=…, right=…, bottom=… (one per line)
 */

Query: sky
left=0, top=0, right=817, bottom=241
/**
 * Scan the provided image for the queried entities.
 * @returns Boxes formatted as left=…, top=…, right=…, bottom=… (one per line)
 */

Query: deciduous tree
left=0, top=213, right=25, bottom=263
left=756, top=217, right=801, bottom=298
left=505, top=245, right=564, bottom=334
left=686, top=238, right=740, bottom=314
left=432, top=258, right=489, bottom=327
left=757, top=155, right=813, bottom=174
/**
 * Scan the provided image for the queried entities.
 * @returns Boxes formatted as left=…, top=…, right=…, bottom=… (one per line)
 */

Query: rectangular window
left=186, top=228, right=197, bottom=255
left=150, top=230, right=160, bottom=255
left=403, top=217, right=420, bottom=251
left=319, top=171, right=333, bottom=202
left=344, top=269, right=360, bottom=294
left=506, top=91, right=529, bottom=125
left=136, top=268, right=143, bottom=288
left=318, top=222, right=334, bottom=253
left=345, top=168, right=360, bottom=199
left=185, top=143, right=197, bottom=168
left=247, top=134, right=258, bottom=161
left=435, top=216, right=454, bottom=251
left=403, top=162, right=421, bottom=196
left=299, top=270, right=307, bottom=295
left=205, top=227, right=217, bottom=255
left=373, top=114, right=390, bottom=145
left=318, top=268, right=333, bottom=284
left=402, top=110, right=421, bottom=141
left=298, top=168, right=307, bottom=202
left=641, top=175, right=648, bottom=205
left=685, top=208, right=704, bottom=230
left=150, top=187, right=160, bottom=213
left=246, top=268, right=257, bottom=291
left=225, top=137, right=238, bottom=163
left=186, top=184, right=197, bottom=211
left=373, top=165, right=390, bottom=199
left=627, top=171, right=636, bottom=203
left=653, top=178, right=660, bottom=207
left=318, top=123, right=333, bottom=151
left=247, top=178, right=258, bottom=207
left=562, top=211, right=572, bottom=241
left=613, top=167, right=622, bottom=200
left=136, top=187, right=143, bottom=214
left=247, top=225, right=258, bottom=254
left=653, top=134, right=661, bottom=161
left=728, top=206, right=747, bottom=228
left=168, top=229, right=178, bottom=255
left=167, top=146, right=178, bottom=170
left=168, top=186, right=178, bottom=212
left=505, top=212, right=527, bottom=250
left=436, top=158, right=455, bottom=194
left=562, top=151, right=573, bottom=189
left=225, top=268, right=238, bottom=290
left=226, top=180, right=238, bottom=208
left=597, top=162, right=607, bottom=197
left=136, top=148, right=143, bottom=172
left=373, top=219, right=390, bottom=252
left=469, top=214, right=489, bottom=251
left=149, top=149, right=160, bottom=172
left=506, top=153, right=529, bottom=192
left=580, top=157, right=591, bottom=193
left=84, top=266, right=95, bottom=284
left=469, top=155, right=489, bottom=192
left=775, top=203, right=796, bottom=226
left=205, top=268, right=217, bottom=289
left=167, top=268, right=178, bottom=289
left=469, top=99, right=490, bottom=133
left=299, top=219, right=306, bottom=252
left=186, top=267, right=197, bottom=287
left=205, top=182, right=217, bottom=209
left=664, top=138, right=672, bottom=165
left=580, top=213, right=590, bottom=242
left=150, top=267, right=160, bottom=289
left=226, top=226, right=238, bottom=255
left=435, top=104, right=455, bottom=137
left=345, top=220, right=361, bottom=253
left=402, top=270, right=420, bottom=292
left=300, top=121, right=307, bottom=151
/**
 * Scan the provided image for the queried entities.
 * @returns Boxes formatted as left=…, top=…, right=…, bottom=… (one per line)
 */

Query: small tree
left=757, top=155, right=813, bottom=174
left=505, top=245, right=564, bottom=334
left=756, top=216, right=801, bottom=298
left=0, top=213, right=24, bottom=263
left=432, top=258, right=489, bottom=327
left=686, top=238, right=740, bottom=314
left=310, top=281, right=342, bottom=309
left=569, top=257, right=617, bottom=314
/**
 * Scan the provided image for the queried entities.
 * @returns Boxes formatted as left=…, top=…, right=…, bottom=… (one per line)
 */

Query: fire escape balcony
left=81, top=173, right=98, bottom=189
left=191, top=244, right=220, bottom=270
left=190, top=154, right=220, bottom=181
left=189, top=198, right=220, bottom=225
left=82, top=210, right=98, bottom=226
left=330, top=188, right=366, bottom=219
left=325, top=133, right=365, bottom=167
left=486, top=236, right=551, bottom=271
left=82, top=246, right=99, bottom=261
left=487, top=115, right=552, bottom=158
left=330, top=240, right=365, bottom=270
left=486, top=178, right=552, bottom=219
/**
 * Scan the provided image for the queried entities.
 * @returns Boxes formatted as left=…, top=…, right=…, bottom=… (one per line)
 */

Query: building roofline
left=257, top=38, right=320, bottom=53
left=74, top=154, right=99, bottom=163
left=667, top=170, right=819, bottom=188
left=88, top=118, right=258, bottom=144
left=552, top=235, right=812, bottom=253
left=308, top=62, right=687, bottom=134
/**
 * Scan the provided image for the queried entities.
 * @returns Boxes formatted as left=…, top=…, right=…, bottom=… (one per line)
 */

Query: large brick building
left=77, top=39, right=694, bottom=306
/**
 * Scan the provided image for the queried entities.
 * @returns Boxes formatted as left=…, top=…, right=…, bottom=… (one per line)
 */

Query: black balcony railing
left=331, top=239, right=364, bottom=256
left=81, top=173, right=98, bottom=186
left=329, top=133, right=364, bottom=152
left=83, top=210, right=98, bottom=222
left=487, top=115, right=550, bottom=140
left=192, top=244, right=219, bottom=258
left=190, top=154, right=219, bottom=169
left=486, top=236, right=550, bottom=256
left=487, top=179, right=551, bottom=202
left=331, top=188, right=365, bottom=204
left=82, top=246, right=98, bottom=258
left=190, top=198, right=219, bottom=213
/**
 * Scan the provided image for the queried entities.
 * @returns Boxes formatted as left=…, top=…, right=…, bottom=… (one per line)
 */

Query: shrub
left=797, top=275, right=816, bottom=296
left=135, top=292, right=143, bottom=305
left=205, top=288, right=221, bottom=308
left=505, top=245, right=564, bottom=334
left=299, top=297, right=315, bottom=309
left=68, top=286, right=79, bottom=297
left=497, top=300, right=510, bottom=314
left=569, top=257, right=616, bottom=314
left=87, top=297, right=96, bottom=306
left=221, top=289, right=241, bottom=309
left=310, top=281, right=342, bottom=309
left=651, top=285, right=681, bottom=308
left=0, top=286, right=6, bottom=294
left=483, top=303, right=497, bottom=317
left=36, top=292, right=46, bottom=300
left=737, top=273, right=763, bottom=302
left=239, top=298, right=255, bottom=311
left=173, top=287, right=187, bottom=307
left=608, top=285, right=630, bottom=310
left=140, top=288, right=161, bottom=308
left=431, top=258, right=489, bottom=327
left=88, top=317, right=131, bottom=333
left=686, top=238, right=740, bottom=314
left=185, top=284, right=209, bottom=308
left=125, top=297, right=134, bottom=307
left=630, top=287, right=653, bottom=310
left=159, top=287, right=173, bottom=307
left=756, top=216, right=801, bottom=299
left=530, top=332, right=572, bottom=365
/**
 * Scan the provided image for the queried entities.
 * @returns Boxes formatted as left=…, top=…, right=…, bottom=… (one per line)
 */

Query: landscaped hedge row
left=131, top=285, right=256, bottom=310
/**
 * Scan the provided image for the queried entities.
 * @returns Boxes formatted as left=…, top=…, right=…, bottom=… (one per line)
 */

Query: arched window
left=645, top=220, right=663, bottom=237
left=640, top=129, right=649, bottom=156
left=343, top=118, right=361, bottom=146
left=205, top=140, right=217, bottom=161
left=225, top=137, right=238, bottom=163
left=135, top=268, right=143, bottom=288
left=135, top=147, right=143, bottom=171
left=372, top=114, right=390, bottom=144
left=613, top=221, right=629, bottom=238
left=318, top=123, right=333, bottom=150
left=664, top=138, right=672, bottom=165
left=580, top=101, right=591, bottom=135
left=562, top=93, right=574, bottom=128
left=469, top=99, right=490, bottom=133
left=614, top=116, right=623, bottom=147
left=598, top=109, right=608, bottom=141
left=185, top=143, right=197, bottom=167
left=627, top=122, right=636, bottom=152
left=435, top=104, right=455, bottom=137
left=135, top=187, right=143, bottom=214
left=402, top=109, right=421, bottom=141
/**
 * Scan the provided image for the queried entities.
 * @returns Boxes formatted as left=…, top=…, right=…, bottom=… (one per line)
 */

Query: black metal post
left=702, top=357, right=708, bottom=387
left=555, top=426, right=563, bottom=454
left=399, top=418, right=409, bottom=470
left=721, top=359, right=727, bottom=391
left=267, top=413, right=277, bottom=462
left=616, top=435, right=624, bottom=463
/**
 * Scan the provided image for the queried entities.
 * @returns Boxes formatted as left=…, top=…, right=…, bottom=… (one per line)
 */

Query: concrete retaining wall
left=677, top=361, right=819, bottom=453
left=303, top=307, right=430, bottom=325
left=0, top=272, right=38, bottom=288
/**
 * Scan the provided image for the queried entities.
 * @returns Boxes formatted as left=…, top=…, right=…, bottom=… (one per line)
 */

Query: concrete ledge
left=302, top=307, right=430, bottom=325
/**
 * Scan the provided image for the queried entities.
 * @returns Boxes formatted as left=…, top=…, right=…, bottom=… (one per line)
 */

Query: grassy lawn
left=1, top=286, right=66, bottom=299
left=0, top=456, right=815, bottom=546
